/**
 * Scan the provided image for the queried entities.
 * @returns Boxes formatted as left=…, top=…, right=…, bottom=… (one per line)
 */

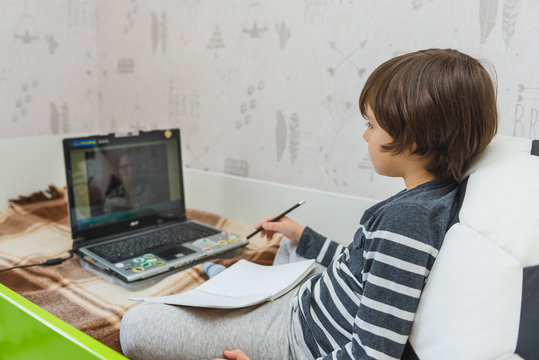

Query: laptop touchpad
left=155, top=245, right=195, bottom=260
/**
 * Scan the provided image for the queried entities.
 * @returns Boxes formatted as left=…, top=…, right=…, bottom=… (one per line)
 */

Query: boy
left=120, top=48, right=498, bottom=360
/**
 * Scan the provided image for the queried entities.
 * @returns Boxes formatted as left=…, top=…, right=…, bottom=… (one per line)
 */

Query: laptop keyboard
left=90, top=222, right=221, bottom=263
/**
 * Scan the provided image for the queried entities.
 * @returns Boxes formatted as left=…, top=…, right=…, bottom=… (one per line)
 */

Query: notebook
left=130, top=259, right=316, bottom=308
left=63, top=129, right=248, bottom=284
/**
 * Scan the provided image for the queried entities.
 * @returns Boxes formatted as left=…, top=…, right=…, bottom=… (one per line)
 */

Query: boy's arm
left=258, top=217, right=345, bottom=266
left=295, top=227, right=346, bottom=267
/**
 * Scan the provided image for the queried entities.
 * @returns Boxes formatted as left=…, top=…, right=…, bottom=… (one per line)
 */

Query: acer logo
left=130, top=221, right=139, bottom=227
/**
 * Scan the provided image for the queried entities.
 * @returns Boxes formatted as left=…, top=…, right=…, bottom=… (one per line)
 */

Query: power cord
left=0, top=249, right=74, bottom=274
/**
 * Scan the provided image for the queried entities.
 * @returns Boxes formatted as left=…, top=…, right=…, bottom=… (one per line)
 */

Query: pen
left=246, top=200, right=306, bottom=239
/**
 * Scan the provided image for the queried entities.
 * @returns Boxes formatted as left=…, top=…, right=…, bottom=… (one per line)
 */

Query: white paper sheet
left=130, top=259, right=315, bottom=308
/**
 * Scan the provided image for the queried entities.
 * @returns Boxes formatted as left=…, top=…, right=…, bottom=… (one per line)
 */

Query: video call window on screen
left=71, top=142, right=178, bottom=225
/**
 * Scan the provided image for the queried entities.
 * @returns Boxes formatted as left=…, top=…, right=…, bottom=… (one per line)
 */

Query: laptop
left=63, top=129, right=248, bottom=284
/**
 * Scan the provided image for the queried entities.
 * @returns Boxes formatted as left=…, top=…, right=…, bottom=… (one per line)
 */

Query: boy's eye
left=365, top=121, right=373, bottom=129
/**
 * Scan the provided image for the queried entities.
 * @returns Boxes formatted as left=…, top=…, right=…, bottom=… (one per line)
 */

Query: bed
left=0, top=186, right=281, bottom=356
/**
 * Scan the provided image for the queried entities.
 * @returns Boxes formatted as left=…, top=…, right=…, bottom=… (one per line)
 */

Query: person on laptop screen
left=104, top=151, right=157, bottom=213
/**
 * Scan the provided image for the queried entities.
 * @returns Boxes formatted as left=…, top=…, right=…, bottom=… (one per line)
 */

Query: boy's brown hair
left=359, top=48, right=498, bottom=182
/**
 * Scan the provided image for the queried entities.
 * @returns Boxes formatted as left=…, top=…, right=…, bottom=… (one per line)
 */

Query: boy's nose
left=363, top=129, right=369, bottom=142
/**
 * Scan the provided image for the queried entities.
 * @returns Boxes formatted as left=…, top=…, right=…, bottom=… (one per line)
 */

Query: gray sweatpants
left=120, top=238, right=319, bottom=360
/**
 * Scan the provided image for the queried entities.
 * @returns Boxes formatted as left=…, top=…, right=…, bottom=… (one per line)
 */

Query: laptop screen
left=63, top=129, right=186, bottom=243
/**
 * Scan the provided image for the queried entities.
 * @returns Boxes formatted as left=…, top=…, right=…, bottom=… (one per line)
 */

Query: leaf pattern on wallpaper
left=50, top=102, right=60, bottom=134
left=479, top=0, right=498, bottom=44
left=503, top=0, right=520, bottom=47
left=151, top=12, right=159, bottom=54
left=276, top=110, right=287, bottom=161
left=61, top=103, right=70, bottom=133
left=160, top=12, right=168, bottom=54
left=289, top=113, right=300, bottom=166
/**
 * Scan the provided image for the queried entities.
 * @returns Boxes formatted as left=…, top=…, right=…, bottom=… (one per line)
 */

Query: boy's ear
left=406, top=143, right=418, bottom=154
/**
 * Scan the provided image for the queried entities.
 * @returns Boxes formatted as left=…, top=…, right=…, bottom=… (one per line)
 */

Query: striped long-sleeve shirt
left=294, top=179, right=459, bottom=360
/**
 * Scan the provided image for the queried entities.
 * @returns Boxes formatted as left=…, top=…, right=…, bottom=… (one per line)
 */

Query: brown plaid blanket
left=0, top=186, right=280, bottom=355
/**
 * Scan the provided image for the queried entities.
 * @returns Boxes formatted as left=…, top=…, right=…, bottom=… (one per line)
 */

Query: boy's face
left=362, top=106, right=406, bottom=178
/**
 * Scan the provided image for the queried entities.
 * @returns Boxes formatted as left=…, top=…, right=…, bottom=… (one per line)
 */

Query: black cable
left=0, top=249, right=74, bottom=274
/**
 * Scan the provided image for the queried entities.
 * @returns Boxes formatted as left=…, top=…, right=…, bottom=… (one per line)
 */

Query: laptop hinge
left=72, top=237, right=86, bottom=251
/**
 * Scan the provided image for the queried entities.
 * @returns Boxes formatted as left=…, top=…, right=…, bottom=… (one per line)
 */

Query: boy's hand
left=255, top=215, right=305, bottom=243
left=213, top=348, right=250, bottom=360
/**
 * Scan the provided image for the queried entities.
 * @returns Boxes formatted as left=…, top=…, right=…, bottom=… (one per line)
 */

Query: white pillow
left=407, top=135, right=539, bottom=360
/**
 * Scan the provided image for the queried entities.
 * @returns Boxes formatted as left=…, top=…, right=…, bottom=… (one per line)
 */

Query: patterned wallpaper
left=1, top=0, right=538, bottom=200
left=1, top=0, right=99, bottom=136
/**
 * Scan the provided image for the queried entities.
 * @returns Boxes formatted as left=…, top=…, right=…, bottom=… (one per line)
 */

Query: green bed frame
left=0, top=283, right=127, bottom=359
